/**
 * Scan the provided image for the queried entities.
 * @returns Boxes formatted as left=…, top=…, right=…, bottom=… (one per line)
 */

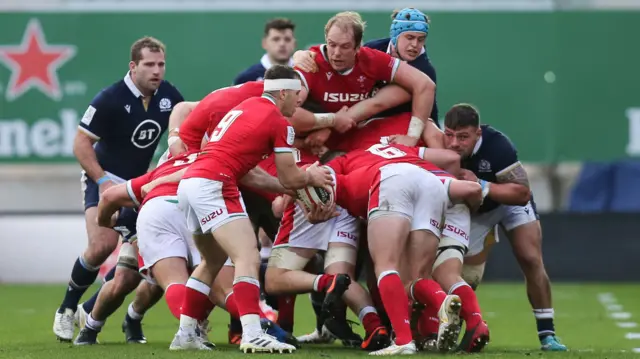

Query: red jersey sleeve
left=294, top=45, right=322, bottom=91
left=272, top=115, right=295, bottom=154
left=360, top=47, right=401, bottom=83
left=125, top=171, right=153, bottom=207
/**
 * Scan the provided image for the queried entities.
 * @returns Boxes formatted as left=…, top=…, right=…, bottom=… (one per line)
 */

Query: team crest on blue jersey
left=159, top=98, right=172, bottom=112
left=131, top=119, right=162, bottom=149
left=478, top=159, right=492, bottom=172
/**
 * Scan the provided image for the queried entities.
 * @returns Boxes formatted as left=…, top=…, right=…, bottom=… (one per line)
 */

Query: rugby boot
left=436, top=294, right=462, bottom=352
left=321, top=274, right=351, bottom=317
left=170, top=328, right=212, bottom=350
left=369, top=341, right=417, bottom=356
left=324, top=317, right=363, bottom=347
left=75, top=304, right=88, bottom=330
left=197, top=320, right=215, bottom=348
left=416, top=334, right=438, bottom=352
left=458, top=320, right=490, bottom=353
left=74, top=327, right=99, bottom=346
left=540, top=335, right=567, bottom=351
left=361, top=326, right=392, bottom=352
left=240, top=332, right=296, bottom=353
left=261, top=318, right=300, bottom=348
left=296, top=326, right=335, bottom=344
left=53, top=308, right=75, bottom=342
left=122, top=317, right=147, bottom=344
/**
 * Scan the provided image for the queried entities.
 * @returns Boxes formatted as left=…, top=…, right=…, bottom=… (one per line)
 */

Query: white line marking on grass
left=618, top=322, right=639, bottom=328
left=597, top=292, right=640, bottom=353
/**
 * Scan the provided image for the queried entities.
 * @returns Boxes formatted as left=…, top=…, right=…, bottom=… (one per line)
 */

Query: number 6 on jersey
left=210, top=110, right=243, bottom=142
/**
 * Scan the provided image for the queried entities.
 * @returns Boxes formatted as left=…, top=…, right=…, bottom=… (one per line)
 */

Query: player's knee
left=112, top=267, right=141, bottom=296
left=86, top=232, right=119, bottom=263
left=324, top=245, right=357, bottom=271
left=461, top=262, right=485, bottom=290
left=264, top=267, right=287, bottom=294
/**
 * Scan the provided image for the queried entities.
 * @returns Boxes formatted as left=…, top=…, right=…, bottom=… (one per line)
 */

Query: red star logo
left=0, top=18, right=76, bottom=102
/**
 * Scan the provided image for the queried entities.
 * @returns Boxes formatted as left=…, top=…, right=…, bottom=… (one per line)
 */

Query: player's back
left=185, top=96, right=293, bottom=182
left=129, top=150, right=200, bottom=208
left=298, top=45, right=399, bottom=113
left=180, top=81, right=264, bottom=149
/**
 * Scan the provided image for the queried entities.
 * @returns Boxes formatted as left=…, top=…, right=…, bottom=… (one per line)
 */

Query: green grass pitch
left=1, top=283, right=639, bottom=358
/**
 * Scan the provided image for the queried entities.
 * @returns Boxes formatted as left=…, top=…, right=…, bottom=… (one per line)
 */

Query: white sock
left=240, top=314, right=262, bottom=338
left=179, top=314, right=198, bottom=333
left=86, top=313, right=105, bottom=332
left=127, top=303, right=143, bottom=320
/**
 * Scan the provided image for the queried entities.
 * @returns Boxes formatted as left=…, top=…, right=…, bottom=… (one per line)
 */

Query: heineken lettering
left=0, top=109, right=77, bottom=158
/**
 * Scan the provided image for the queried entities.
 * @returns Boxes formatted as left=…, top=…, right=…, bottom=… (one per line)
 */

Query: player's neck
left=268, top=55, right=289, bottom=67
left=129, top=75, right=153, bottom=98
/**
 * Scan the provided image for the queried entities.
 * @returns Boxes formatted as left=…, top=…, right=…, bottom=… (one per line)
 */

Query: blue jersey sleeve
left=233, top=64, right=264, bottom=85
left=78, top=91, right=112, bottom=140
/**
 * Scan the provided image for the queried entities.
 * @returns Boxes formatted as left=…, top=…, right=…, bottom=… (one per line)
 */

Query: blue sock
left=59, top=256, right=99, bottom=313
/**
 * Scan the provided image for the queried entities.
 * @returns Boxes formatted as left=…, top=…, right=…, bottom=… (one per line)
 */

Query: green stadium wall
left=0, top=12, right=639, bottom=163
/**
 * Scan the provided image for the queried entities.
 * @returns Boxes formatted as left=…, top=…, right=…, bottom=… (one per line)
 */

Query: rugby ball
left=296, top=165, right=335, bottom=211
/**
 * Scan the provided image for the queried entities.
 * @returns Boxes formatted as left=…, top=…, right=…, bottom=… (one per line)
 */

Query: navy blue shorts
left=81, top=172, right=100, bottom=210
left=113, top=207, right=138, bottom=243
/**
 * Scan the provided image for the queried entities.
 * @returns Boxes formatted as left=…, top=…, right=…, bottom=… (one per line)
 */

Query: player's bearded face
left=444, top=126, right=481, bottom=158
left=263, top=29, right=296, bottom=63
left=396, top=32, right=426, bottom=61
left=131, top=48, right=166, bottom=95
left=281, top=89, right=300, bottom=117
left=325, top=26, right=358, bottom=72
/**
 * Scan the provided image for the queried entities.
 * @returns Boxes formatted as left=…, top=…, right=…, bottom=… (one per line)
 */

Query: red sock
left=181, top=278, right=211, bottom=321
left=412, top=279, right=446, bottom=309
left=362, top=311, right=383, bottom=335
left=233, top=278, right=261, bottom=317
left=451, top=282, right=483, bottom=328
left=417, top=306, right=439, bottom=337
left=314, top=274, right=335, bottom=292
left=165, top=283, right=186, bottom=320
left=378, top=272, right=412, bottom=345
left=225, top=292, right=240, bottom=319
left=277, top=295, right=296, bottom=333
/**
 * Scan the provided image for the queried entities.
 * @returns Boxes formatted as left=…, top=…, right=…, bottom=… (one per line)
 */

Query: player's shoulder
left=479, top=124, right=517, bottom=156
left=158, top=79, right=184, bottom=101
left=234, top=63, right=266, bottom=84
left=358, top=46, right=390, bottom=60
left=89, top=79, right=125, bottom=108
left=363, top=38, right=391, bottom=52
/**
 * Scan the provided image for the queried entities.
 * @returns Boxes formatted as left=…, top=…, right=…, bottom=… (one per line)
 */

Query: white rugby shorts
left=466, top=201, right=538, bottom=257
left=177, top=177, right=248, bottom=235
left=273, top=205, right=360, bottom=251
left=368, top=163, right=447, bottom=237
left=137, top=196, right=201, bottom=282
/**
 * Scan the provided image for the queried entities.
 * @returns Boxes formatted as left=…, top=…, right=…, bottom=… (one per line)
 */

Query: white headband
left=263, top=79, right=301, bottom=91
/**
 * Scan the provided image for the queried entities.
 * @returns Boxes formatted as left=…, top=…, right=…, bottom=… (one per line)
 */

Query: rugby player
left=53, top=36, right=184, bottom=342
left=294, top=8, right=442, bottom=148
left=174, top=65, right=332, bottom=353
left=443, top=104, right=566, bottom=351
left=310, top=143, right=482, bottom=355
left=234, top=18, right=297, bottom=84
left=290, top=12, right=436, bottom=147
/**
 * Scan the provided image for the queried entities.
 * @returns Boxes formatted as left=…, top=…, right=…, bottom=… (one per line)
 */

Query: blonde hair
left=324, top=11, right=366, bottom=47
left=130, top=36, right=165, bottom=64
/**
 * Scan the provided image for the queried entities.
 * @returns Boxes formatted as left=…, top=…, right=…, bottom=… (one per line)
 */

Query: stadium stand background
left=1, top=0, right=639, bottom=282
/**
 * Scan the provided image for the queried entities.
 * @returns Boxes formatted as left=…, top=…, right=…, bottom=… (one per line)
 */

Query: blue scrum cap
left=390, top=8, right=429, bottom=46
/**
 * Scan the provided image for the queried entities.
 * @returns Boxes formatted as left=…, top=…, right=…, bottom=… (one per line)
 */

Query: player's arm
left=75, top=97, right=112, bottom=190
left=140, top=168, right=187, bottom=197
left=96, top=183, right=135, bottom=228
left=420, top=148, right=461, bottom=175
left=485, top=162, right=531, bottom=205
left=346, top=84, right=411, bottom=122
left=446, top=179, right=483, bottom=212
left=168, top=101, right=200, bottom=156
left=239, top=166, right=293, bottom=195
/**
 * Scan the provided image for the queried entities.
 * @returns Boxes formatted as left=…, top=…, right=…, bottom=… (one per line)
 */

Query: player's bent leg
left=367, top=214, right=416, bottom=356
left=122, top=279, right=163, bottom=344
left=54, top=206, right=119, bottom=342
left=507, top=220, right=565, bottom=351
left=264, top=247, right=317, bottom=294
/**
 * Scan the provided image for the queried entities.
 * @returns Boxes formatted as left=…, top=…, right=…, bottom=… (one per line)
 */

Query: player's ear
left=128, top=61, right=136, bottom=72
left=476, top=126, right=482, bottom=137
left=262, top=37, right=268, bottom=51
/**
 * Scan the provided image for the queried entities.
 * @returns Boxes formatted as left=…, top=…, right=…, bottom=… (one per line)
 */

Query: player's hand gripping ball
left=296, top=164, right=335, bottom=211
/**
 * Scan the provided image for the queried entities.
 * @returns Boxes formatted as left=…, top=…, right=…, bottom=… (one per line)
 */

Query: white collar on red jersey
left=124, top=71, right=158, bottom=98
left=260, top=54, right=294, bottom=71
left=385, top=41, right=426, bottom=57
left=320, top=44, right=354, bottom=76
